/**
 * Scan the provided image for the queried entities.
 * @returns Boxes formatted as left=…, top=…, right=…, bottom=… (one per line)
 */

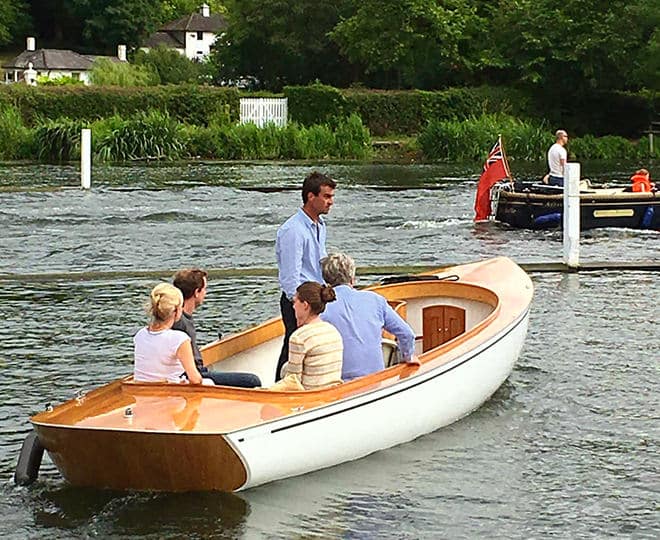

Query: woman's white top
left=133, top=327, right=190, bottom=383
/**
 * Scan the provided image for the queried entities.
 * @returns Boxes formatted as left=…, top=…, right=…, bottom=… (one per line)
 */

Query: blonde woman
left=273, top=281, right=343, bottom=391
left=133, top=283, right=206, bottom=384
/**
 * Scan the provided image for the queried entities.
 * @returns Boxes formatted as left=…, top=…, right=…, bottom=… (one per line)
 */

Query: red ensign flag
left=474, top=138, right=511, bottom=221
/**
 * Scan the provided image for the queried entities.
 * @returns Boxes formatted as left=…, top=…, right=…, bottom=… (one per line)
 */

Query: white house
left=2, top=37, right=127, bottom=85
left=142, top=3, right=226, bottom=61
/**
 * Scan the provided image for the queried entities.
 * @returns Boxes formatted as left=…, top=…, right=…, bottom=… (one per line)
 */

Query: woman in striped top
left=276, top=281, right=343, bottom=391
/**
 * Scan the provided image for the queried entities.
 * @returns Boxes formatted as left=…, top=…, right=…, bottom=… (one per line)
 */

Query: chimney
left=201, top=3, right=210, bottom=17
left=117, top=44, right=127, bottom=62
left=26, top=37, right=36, bottom=51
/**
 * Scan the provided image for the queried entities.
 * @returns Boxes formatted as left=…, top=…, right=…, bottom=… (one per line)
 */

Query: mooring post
left=650, top=131, right=654, bottom=155
left=81, top=128, right=91, bottom=189
left=563, top=162, right=581, bottom=269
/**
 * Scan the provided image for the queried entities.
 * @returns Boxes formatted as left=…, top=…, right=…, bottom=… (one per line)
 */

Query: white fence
left=239, top=98, right=288, bottom=128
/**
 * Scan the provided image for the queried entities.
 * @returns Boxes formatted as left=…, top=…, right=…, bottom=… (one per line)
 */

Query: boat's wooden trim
left=31, top=378, right=132, bottom=424
left=499, top=190, right=658, bottom=202
left=34, top=425, right=247, bottom=491
left=373, top=280, right=498, bottom=307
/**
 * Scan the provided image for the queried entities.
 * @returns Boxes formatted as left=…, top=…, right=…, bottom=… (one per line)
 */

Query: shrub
left=36, top=75, right=84, bottom=86
left=570, top=135, right=640, bottom=160
left=341, top=86, right=536, bottom=136
left=284, top=83, right=347, bottom=126
left=181, top=125, right=217, bottom=159
left=299, top=124, right=336, bottom=159
left=33, top=117, right=85, bottom=162
left=89, top=58, right=159, bottom=87
left=418, top=113, right=653, bottom=162
left=1, top=85, right=241, bottom=127
left=333, top=114, right=371, bottom=159
left=200, top=116, right=370, bottom=160
left=92, top=111, right=184, bottom=161
left=0, top=105, right=32, bottom=160
left=133, top=46, right=202, bottom=85
left=418, top=114, right=549, bottom=161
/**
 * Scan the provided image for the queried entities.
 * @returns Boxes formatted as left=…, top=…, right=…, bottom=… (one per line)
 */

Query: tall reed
left=418, top=113, right=549, bottom=161
left=93, top=111, right=184, bottom=161
left=418, top=113, right=653, bottom=161
left=0, top=106, right=32, bottom=160
left=33, top=118, right=85, bottom=162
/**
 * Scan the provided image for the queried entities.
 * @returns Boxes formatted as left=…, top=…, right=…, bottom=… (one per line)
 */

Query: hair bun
left=320, top=285, right=337, bottom=303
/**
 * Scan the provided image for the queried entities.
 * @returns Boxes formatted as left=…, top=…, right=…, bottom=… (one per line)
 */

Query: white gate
left=239, top=98, right=288, bottom=128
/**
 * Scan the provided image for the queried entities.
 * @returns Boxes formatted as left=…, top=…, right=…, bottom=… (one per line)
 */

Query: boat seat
left=382, top=338, right=400, bottom=368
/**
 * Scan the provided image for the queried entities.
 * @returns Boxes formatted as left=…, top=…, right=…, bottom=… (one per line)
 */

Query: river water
left=0, top=162, right=658, bottom=539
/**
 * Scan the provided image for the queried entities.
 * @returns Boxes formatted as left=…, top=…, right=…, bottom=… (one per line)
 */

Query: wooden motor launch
left=18, top=257, right=533, bottom=492
left=473, top=137, right=659, bottom=230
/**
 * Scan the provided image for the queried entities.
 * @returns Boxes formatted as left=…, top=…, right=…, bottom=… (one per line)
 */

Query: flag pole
left=498, top=134, right=513, bottom=184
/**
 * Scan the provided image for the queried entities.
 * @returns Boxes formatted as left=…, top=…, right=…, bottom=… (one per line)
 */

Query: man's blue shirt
left=276, top=208, right=327, bottom=299
left=321, top=285, right=415, bottom=380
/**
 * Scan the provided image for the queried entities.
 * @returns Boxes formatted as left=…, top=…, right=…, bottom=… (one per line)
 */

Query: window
left=197, top=31, right=204, bottom=40
left=72, top=72, right=80, bottom=80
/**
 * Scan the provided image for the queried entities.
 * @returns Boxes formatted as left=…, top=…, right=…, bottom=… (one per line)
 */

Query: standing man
left=275, top=171, right=337, bottom=380
left=172, top=268, right=261, bottom=387
left=546, top=129, right=569, bottom=186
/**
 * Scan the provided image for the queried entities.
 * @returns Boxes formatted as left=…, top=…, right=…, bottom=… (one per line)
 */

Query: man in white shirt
left=545, top=129, right=568, bottom=186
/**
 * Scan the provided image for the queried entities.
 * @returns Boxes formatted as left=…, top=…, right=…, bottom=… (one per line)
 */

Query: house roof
left=144, top=31, right=185, bottom=49
left=161, top=12, right=226, bottom=33
left=2, top=49, right=123, bottom=71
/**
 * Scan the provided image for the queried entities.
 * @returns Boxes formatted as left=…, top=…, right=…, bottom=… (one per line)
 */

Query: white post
left=563, top=162, right=580, bottom=268
left=81, top=128, right=91, bottom=189
left=650, top=132, right=654, bottom=155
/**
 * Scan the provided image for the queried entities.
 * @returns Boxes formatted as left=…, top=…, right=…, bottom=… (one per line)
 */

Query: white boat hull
left=229, top=310, right=529, bottom=490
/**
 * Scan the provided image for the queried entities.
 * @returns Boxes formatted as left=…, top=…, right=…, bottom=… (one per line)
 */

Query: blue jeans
left=548, top=175, right=564, bottom=186
left=200, top=367, right=261, bottom=388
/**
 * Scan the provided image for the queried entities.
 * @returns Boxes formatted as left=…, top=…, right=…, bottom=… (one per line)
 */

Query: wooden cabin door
left=422, top=305, right=466, bottom=352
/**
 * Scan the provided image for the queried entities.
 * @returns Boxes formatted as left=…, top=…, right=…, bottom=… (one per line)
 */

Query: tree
left=330, top=0, right=483, bottom=88
left=209, top=0, right=355, bottom=90
left=89, top=57, right=159, bottom=86
left=158, top=0, right=226, bottom=25
left=0, top=0, right=30, bottom=46
left=489, top=0, right=659, bottom=93
left=134, top=45, right=201, bottom=84
left=72, top=0, right=163, bottom=52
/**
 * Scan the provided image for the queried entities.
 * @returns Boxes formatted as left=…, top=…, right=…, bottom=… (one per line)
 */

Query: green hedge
left=0, top=84, right=241, bottom=127
left=1, top=82, right=656, bottom=138
left=285, top=85, right=535, bottom=135
left=283, top=83, right=348, bottom=126
left=561, top=91, right=655, bottom=138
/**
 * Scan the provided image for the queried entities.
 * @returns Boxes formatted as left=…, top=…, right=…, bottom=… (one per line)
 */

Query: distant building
left=142, top=3, right=226, bottom=61
left=2, top=37, right=127, bottom=85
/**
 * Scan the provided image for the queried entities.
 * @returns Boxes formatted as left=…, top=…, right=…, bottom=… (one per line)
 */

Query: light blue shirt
left=276, top=208, right=327, bottom=299
left=321, top=285, right=415, bottom=380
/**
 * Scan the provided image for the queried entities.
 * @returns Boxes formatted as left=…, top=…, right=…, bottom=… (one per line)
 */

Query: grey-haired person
left=320, top=253, right=419, bottom=380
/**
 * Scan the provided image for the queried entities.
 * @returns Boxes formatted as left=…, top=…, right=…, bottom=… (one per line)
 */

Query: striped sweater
left=285, top=321, right=343, bottom=390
